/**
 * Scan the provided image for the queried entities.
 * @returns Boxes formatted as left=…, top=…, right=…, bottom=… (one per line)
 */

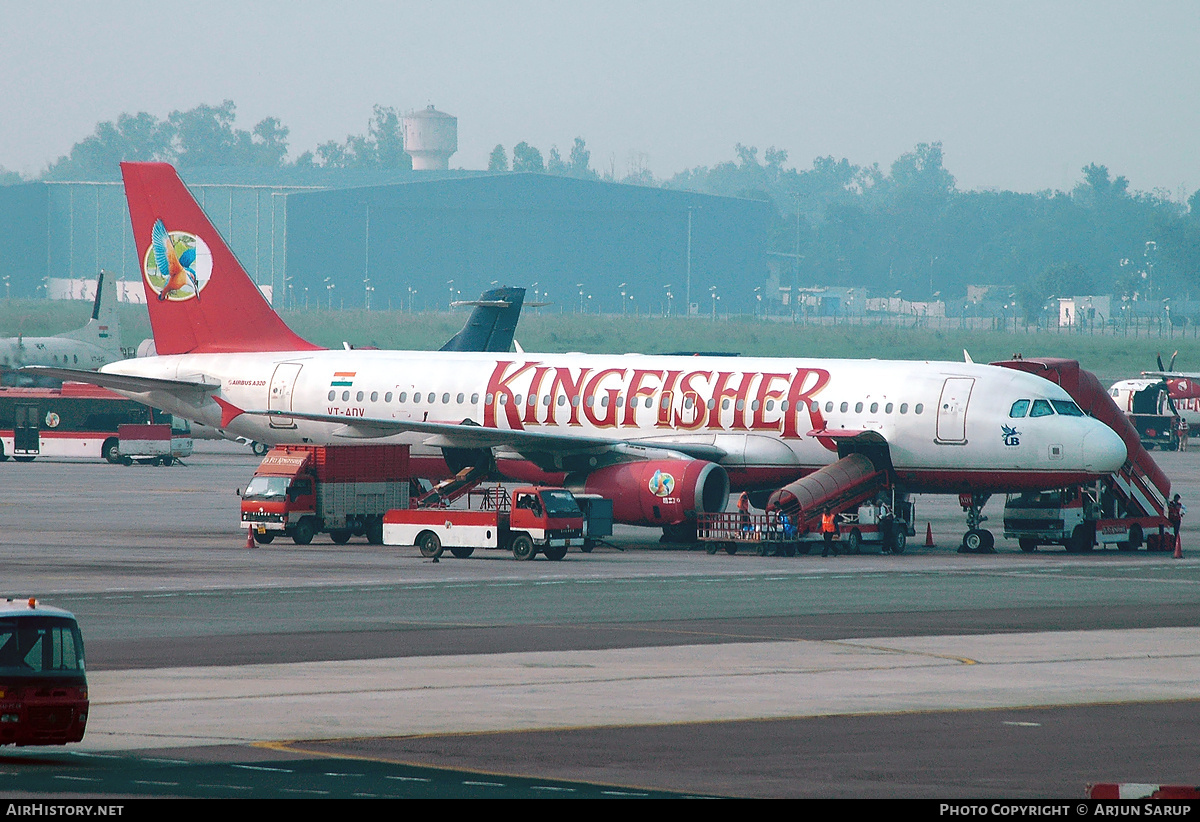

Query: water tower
left=402, top=105, right=458, bottom=170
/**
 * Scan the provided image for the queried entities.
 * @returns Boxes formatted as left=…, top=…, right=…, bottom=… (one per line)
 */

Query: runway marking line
left=254, top=738, right=684, bottom=797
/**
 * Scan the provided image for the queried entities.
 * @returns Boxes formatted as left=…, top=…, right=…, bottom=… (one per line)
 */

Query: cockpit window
left=1051, top=400, right=1084, bottom=416
left=1029, top=399, right=1055, bottom=417
left=1009, top=400, right=1030, bottom=418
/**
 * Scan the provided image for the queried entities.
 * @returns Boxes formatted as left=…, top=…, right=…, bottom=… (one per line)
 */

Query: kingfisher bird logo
left=1002, top=425, right=1021, bottom=446
left=143, top=220, right=212, bottom=301
left=648, top=469, right=676, bottom=497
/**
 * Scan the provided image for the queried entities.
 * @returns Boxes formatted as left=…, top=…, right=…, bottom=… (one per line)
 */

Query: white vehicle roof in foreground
left=0, top=598, right=77, bottom=620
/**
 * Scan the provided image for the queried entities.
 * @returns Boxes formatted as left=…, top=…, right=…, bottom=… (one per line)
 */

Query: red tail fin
left=121, top=162, right=321, bottom=355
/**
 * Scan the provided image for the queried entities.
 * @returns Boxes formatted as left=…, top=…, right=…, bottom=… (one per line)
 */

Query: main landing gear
left=957, top=492, right=996, bottom=553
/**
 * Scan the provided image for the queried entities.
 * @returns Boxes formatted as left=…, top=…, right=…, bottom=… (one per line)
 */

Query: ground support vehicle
left=0, top=382, right=188, bottom=463
left=240, top=445, right=411, bottom=545
left=1003, top=481, right=1171, bottom=553
left=994, top=358, right=1174, bottom=552
left=0, top=598, right=88, bottom=747
left=383, top=486, right=586, bottom=561
left=116, top=422, right=193, bottom=465
left=698, top=496, right=908, bottom=556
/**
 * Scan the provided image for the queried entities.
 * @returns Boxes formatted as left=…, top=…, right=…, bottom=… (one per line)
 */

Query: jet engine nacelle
left=566, top=459, right=729, bottom=527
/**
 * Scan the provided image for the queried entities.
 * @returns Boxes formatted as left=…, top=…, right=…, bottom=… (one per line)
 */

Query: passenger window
left=840, top=402, right=848, bottom=413
left=385, top=392, right=392, bottom=402
left=915, top=403, right=923, bottom=414
left=1009, top=400, right=1030, bottom=418
left=370, top=391, right=378, bottom=402
left=399, top=392, right=407, bottom=402
left=1030, top=399, right=1054, bottom=417
left=869, top=402, right=878, bottom=413
left=342, top=391, right=350, bottom=402
left=885, top=403, right=893, bottom=413
left=328, top=390, right=335, bottom=401
left=899, top=403, right=908, bottom=414
left=855, top=402, right=863, bottom=413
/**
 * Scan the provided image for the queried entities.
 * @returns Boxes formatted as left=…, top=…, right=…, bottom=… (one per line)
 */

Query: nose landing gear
left=958, top=492, right=996, bottom=553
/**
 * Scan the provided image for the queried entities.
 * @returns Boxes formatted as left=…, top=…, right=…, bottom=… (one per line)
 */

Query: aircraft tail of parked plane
left=55, top=270, right=123, bottom=353
left=441, top=287, right=526, bottom=353
left=121, top=162, right=319, bottom=355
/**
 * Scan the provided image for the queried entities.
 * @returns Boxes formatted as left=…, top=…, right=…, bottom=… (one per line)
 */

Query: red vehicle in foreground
left=0, top=598, right=88, bottom=746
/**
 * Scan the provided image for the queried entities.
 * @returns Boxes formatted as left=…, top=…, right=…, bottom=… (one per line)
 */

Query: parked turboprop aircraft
left=1110, top=352, right=1200, bottom=429
left=29, top=162, right=1127, bottom=548
left=1, top=271, right=123, bottom=381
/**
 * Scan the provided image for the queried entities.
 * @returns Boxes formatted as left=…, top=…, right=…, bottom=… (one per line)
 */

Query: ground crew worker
left=1168, top=494, right=1186, bottom=540
left=738, top=491, right=751, bottom=532
left=821, top=510, right=838, bottom=557
left=1178, top=418, right=1189, bottom=451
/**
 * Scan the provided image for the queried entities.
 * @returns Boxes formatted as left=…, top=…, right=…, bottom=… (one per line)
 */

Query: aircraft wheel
left=330, top=530, right=352, bottom=544
left=847, top=529, right=862, bottom=554
left=1019, top=538, right=1038, bottom=553
left=511, top=534, right=536, bottom=561
left=449, top=545, right=475, bottom=559
left=723, top=542, right=738, bottom=556
left=960, top=529, right=986, bottom=553
left=418, top=532, right=443, bottom=559
left=291, top=520, right=315, bottom=545
left=544, top=545, right=568, bottom=561
left=251, top=441, right=269, bottom=456
left=253, top=531, right=275, bottom=545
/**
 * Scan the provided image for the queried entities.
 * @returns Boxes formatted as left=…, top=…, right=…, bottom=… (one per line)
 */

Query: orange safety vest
left=821, top=512, right=836, bottom=533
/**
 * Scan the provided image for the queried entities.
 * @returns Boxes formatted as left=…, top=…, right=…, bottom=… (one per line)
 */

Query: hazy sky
left=3, top=1, right=1197, bottom=196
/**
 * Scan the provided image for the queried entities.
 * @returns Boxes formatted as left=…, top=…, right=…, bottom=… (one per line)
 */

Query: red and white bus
left=0, top=382, right=192, bottom=463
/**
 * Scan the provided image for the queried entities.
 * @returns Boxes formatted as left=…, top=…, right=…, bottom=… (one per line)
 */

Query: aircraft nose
left=1082, top=424, right=1127, bottom=474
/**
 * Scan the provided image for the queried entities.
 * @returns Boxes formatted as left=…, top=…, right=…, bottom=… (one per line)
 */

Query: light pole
left=364, top=278, right=374, bottom=310
left=447, top=279, right=455, bottom=309
left=577, top=283, right=585, bottom=314
left=324, top=277, right=335, bottom=310
left=619, top=282, right=627, bottom=315
left=407, top=285, right=417, bottom=312
left=710, top=286, right=718, bottom=320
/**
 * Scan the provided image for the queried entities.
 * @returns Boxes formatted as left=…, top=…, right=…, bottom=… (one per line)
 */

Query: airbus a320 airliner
left=30, top=162, right=1126, bottom=549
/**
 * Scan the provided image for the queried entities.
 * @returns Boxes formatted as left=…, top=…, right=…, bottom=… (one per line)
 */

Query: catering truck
left=0, top=598, right=88, bottom=747
left=383, top=486, right=586, bottom=560
left=240, top=444, right=411, bottom=545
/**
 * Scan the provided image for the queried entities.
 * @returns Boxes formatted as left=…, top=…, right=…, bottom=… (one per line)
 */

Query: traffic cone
left=1175, top=531, right=1183, bottom=559
left=925, top=522, right=934, bottom=547
left=244, top=528, right=256, bottom=550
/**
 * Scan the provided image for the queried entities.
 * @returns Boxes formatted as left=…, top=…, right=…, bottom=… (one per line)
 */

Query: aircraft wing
left=255, top=407, right=727, bottom=464
left=19, top=366, right=220, bottom=402
left=1142, top=371, right=1200, bottom=380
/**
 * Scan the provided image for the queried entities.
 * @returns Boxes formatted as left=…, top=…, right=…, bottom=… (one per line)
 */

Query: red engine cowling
left=567, top=459, right=729, bottom=526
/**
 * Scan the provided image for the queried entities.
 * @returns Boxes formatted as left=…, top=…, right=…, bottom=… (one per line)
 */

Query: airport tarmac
left=2, top=443, right=1199, bottom=798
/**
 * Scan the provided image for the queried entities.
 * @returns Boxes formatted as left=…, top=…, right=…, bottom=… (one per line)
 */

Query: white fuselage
left=103, top=349, right=1127, bottom=492
left=0, top=337, right=121, bottom=372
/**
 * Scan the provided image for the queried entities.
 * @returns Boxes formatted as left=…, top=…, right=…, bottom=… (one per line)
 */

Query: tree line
left=6, top=102, right=1198, bottom=315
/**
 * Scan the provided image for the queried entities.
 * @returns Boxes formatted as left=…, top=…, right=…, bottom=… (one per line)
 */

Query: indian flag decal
left=98, top=325, right=109, bottom=338
left=331, top=371, right=356, bottom=387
